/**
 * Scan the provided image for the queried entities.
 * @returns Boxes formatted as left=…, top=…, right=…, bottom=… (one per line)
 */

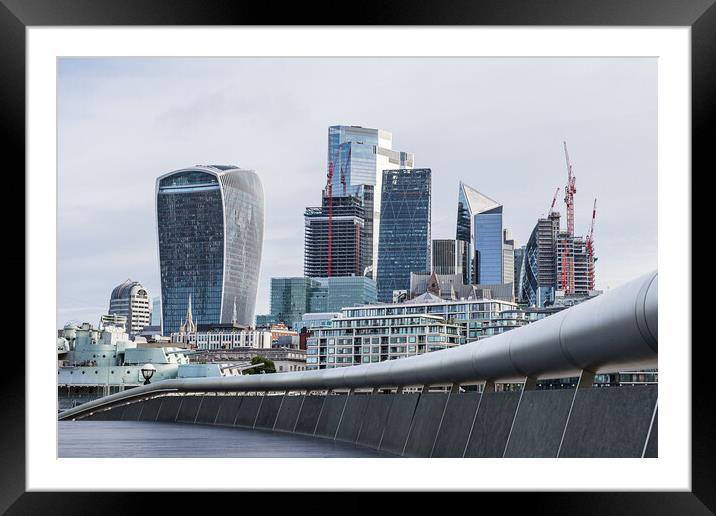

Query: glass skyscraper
left=455, top=182, right=511, bottom=285
left=376, top=168, right=431, bottom=303
left=328, top=126, right=413, bottom=193
left=156, top=165, right=264, bottom=334
left=326, top=126, right=414, bottom=276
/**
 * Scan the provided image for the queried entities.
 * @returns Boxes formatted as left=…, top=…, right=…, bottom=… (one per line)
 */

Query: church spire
left=232, top=296, right=238, bottom=325
left=183, top=294, right=196, bottom=333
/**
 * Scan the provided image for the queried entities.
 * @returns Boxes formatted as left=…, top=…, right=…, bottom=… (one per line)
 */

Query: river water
left=58, top=421, right=393, bottom=458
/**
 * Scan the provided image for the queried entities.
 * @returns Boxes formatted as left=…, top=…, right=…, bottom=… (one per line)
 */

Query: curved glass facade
left=218, top=170, right=264, bottom=325
left=157, top=166, right=264, bottom=334
left=521, top=226, right=541, bottom=306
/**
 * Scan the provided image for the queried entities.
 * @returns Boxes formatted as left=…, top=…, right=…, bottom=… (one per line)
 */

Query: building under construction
left=556, top=232, right=591, bottom=296
left=519, top=142, right=598, bottom=306
left=304, top=194, right=368, bottom=278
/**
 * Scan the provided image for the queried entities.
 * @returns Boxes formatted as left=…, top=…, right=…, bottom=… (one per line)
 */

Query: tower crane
left=548, top=187, right=560, bottom=216
left=563, top=141, right=577, bottom=236
left=585, top=198, right=597, bottom=290
left=560, top=141, right=578, bottom=294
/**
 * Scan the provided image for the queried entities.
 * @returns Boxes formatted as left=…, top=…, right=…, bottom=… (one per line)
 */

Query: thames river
left=58, top=421, right=392, bottom=458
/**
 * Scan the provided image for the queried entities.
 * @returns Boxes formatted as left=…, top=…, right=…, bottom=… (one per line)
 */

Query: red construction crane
left=585, top=198, right=597, bottom=290
left=563, top=141, right=577, bottom=236
left=586, top=198, right=597, bottom=246
left=548, top=187, right=560, bottom=216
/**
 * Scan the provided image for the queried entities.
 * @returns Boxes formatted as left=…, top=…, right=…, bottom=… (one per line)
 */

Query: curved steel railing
left=59, top=270, right=657, bottom=421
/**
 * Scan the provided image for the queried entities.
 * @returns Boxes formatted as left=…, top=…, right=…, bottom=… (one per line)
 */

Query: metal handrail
left=59, top=270, right=657, bottom=421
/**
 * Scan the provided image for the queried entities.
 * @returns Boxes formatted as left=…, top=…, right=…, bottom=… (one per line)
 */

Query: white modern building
left=306, top=313, right=462, bottom=370
left=343, top=293, right=518, bottom=341
left=108, top=279, right=151, bottom=337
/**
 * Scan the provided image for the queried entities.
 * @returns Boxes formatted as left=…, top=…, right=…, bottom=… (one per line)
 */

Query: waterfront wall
left=77, top=386, right=658, bottom=458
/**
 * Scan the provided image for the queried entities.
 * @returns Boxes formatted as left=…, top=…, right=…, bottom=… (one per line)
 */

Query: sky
left=57, top=57, right=657, bottom=328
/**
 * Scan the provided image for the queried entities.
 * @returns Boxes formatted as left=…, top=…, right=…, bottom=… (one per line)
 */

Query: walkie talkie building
left=156, top=165, right=264, bottom=334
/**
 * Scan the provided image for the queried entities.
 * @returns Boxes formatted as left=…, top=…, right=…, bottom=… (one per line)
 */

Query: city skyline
left=58, top=57, right=656, bottom=327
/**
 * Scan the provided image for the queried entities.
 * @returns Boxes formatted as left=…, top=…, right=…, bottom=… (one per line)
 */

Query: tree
left=244, top=355, right=276, bottom=375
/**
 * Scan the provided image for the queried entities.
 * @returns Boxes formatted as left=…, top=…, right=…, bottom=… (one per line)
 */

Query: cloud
left=57, top=57, right=657, bottom=327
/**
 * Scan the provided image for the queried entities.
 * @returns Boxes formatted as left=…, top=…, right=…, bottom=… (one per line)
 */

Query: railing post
left=641, top=399, right=658, bottom=458
left=333, top=388, right=354, bottom=440
left=462, top=380, right=494, bottom=457
left=429, top=383, right=457, bottom=457
left=502, top=377, right=537, bottom=457
left=252, top=391, right=266, bottom=428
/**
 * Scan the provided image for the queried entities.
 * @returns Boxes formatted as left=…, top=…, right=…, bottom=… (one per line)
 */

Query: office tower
left=456, top=182, right=506, bottom=284
left=156, top=165, right=264, bottom=334
left=520, top=212, right=561, bottom=307
left=432, top=239, right=465, bottom=276
left=270, top=276, right=377, bottom=328
left=107, top=279, right=151, bottom=337
left=304, top=193, right=367, bottom=278
left=472, top=194, right=505, bottom=285
left=502, top=229, right=515, bottom=285
left=376, top=168, right=431, bottom=303
left=327, top=126, right=414, bottom=275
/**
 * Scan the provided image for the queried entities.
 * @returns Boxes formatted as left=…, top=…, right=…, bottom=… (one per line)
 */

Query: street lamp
left=140, top=363, right=156, bottom=385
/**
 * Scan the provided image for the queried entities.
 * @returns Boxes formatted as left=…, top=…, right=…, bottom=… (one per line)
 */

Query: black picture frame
left=3, top=0, right=708, bottom=512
